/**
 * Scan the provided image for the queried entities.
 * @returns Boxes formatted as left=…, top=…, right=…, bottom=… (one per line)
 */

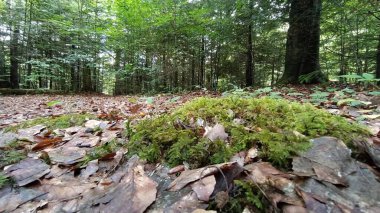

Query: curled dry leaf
left=203, top=124, right=228, bottom=142
left=167, top=162, right=240, bottom=192
left=191, top=175, right=216, bottom=201
left=168, top=164, right=186, bottom=175
left=32, top=136, right=63, bottom=151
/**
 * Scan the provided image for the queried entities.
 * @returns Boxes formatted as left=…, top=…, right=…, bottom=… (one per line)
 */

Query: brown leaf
left=32, top=137, right=63, bottom=151
left=167, top=162, right=240, bottom=191
left=244, top=162, right=294, bottom=193
left=168, top=165, right=186, bottom=175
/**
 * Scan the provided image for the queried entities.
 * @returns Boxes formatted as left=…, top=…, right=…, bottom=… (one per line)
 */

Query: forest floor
left=1, top=85, right=380, bottom=213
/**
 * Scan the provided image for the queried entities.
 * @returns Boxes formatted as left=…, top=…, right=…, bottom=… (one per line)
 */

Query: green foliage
left=46, top=100, right=62, bottom=107
left=128, top=97, right=369, bottom=168
left=299, top=71, right=326, bottom=84
left=309, top=91, right=330, bottom=104
left=368, top=91, right=380, bottom=96
left=5, top=113, right=97, bottom=132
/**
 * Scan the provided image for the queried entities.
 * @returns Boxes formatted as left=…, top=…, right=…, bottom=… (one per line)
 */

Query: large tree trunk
left=10, top=27, right=20, bottom=89
left=281, top=0, right=323, bottom=84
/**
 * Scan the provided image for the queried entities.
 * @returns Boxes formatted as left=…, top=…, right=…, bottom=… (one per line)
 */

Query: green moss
left=0, top=172, right=9, bottom=188
left=207, top=180, right=266, bottom=212
left=5, top=113, right=97, bottom=132
left=127, top=97, right=369, bottom=168
left=81, top=139, right=123, bottom=165
left=0, top=149, right=26, bottom=168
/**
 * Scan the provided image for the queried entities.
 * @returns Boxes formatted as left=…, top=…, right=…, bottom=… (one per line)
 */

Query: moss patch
left=0, top=172, right=9, bottom=188
left=5, top=113, right=97, bottom=132
left=128, top=97, right=369, bottom=168
left=0, top=140, right=28, bottom=169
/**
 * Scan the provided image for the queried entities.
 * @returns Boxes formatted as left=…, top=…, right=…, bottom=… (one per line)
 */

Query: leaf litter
left=0, top=88, right=380, bottom=212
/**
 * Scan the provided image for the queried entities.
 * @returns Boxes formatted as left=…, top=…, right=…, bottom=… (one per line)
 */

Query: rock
left=0, top=132, right=18, bottom=148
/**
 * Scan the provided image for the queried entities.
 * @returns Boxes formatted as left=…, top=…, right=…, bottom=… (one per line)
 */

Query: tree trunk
left=199, top=36, right=205, bottom=87
left=0, top=40, right=8, bottom=88
left=281, top=0, right=322, bottom=84
left=82, top=64, right=92, bottom=92
left=114, top=49, right=123, bottom=95
left=245, top=0, right=254, bottom=87
left=376, top=34, right=380, bottom=84
left=10, top=27, right=20, bottom=89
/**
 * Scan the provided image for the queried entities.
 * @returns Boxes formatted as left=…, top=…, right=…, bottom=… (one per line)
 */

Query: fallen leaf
left=0, top=188, right=47, bottom=212
left=203, top=124, right=228, bottom=142
left=167, top=162, right=240, bottom=191
left=168, top=165, right=186, bottom=175
left=191, top=175, right=216, bottom=201
left=47, top=147, right=86, bottom=165
left=166, top=191, right=208, bottom=213
left=32, top=136, right=63, bottom=151
left=4, top=158, right=50, bottom=186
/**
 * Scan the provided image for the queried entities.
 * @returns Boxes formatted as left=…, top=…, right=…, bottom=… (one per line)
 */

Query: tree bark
left=281, top=0, right=323, bottom=84
left=114, top=49, right=123, bottom=95
left=10, top=27, right=20, bottom=89
left=199, top=36, right=205, bottom=87
left=376, top=34, right=380, bottom=84
left=245, top=0, right=254, bottom=87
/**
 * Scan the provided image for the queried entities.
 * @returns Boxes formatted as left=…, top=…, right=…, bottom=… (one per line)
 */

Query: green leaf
left=47, top=100, right=62, bottom=107
left=146, top=97, right=154, bottom=105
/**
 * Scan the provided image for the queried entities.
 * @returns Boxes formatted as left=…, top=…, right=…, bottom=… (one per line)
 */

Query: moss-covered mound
left=128, top=97, right=369, bottom=168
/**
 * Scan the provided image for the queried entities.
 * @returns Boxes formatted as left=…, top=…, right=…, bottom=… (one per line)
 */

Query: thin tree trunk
left=376, top=34, right=380, bottom=84
left=245, top=0, right=254, bottom=87
left=10, top=27, right=20, bottom=89
left=200, top=36, right=205, bottom=87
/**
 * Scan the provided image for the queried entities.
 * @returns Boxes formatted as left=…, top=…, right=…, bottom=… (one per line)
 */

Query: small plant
left=309, top=91, right=329, bottom=104
left=299, top=71, right=326, bottom=84
left=339, top=73, right=380, bottom=88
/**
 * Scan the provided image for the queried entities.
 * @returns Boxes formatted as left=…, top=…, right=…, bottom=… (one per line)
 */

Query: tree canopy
left=0, top=0, right=379, bottom=94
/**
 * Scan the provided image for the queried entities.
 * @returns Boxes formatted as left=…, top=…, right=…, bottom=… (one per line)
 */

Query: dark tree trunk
left=199, top=36, right=205, bottom=87
left=0, top=40, right=8, bottom=88
left=281, top=0, right=322, bottom=84
left=191, top=53, right=195, bottom=88
left=376, top=34, right=380, bottom=84
left=245, top=0, right=254, bottom=87
left=114, top=49, right=123, bottom=95
left=245, top=23, right=253, bottom=87
left=82, top=65, right=92, bottom=92
left=10, top=28, right=20, bottom=89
